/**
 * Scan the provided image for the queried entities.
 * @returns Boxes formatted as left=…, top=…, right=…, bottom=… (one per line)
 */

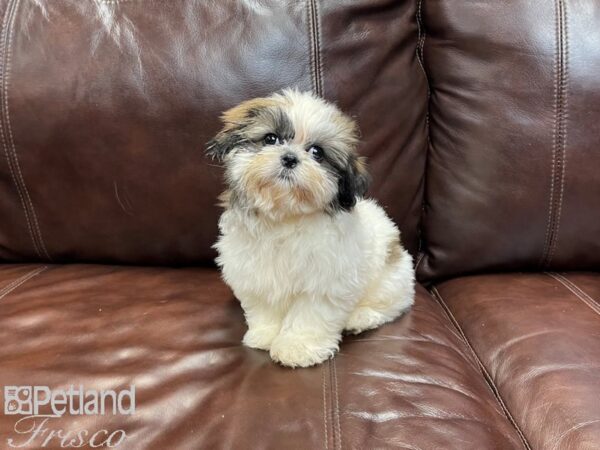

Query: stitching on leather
left=314, top=0, right=324, bottom=97
left=431, top=287, right=531, bottom=450
left=6, top=0, right=51, bottom=261
left=0, top=270, right=32, bottom=296
left=306, top=0, right=316, bottom=94
left=0, top=266, right=47, bottom=300
left=547, top=1, right=568, bottom=265
left=331, top=359, right=341, bottom=450
left=547, top=273, right=600, bottom=317
left=322, top=363, right=329, bottom=450
left=541, top=3, right=558, bottom=267
left=415, top=0, right=431, bottom=273
left=416, top=0, right=430, bottom=129
left=415, top=0, right=428, bottom=93
left=0, top=0, right=51, bottom=261
left=6, top=0, right=47, bottom=259
left=541, top=0, right=568, bottom=268
left=0, top=0, right=38, bottom=258
left=306, top=0, right=323, bottom=96
left=327, top=360, right=337, bottom=450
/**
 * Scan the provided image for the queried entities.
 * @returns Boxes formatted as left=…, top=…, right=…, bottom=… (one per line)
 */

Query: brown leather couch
left=1, top=0, right=598, bottom=448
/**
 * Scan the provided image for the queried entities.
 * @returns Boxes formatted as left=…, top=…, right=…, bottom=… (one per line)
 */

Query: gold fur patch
left=354, top=156, right=368, bottom=177
left=221, top=98, right=281, bottom=130
left=218, top=190, right=232, bottom=208
left=386, top=238, right=402, bottom=265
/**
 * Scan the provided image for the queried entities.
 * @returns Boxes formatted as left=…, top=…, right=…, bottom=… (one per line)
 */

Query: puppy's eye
left=307, top=145, right=324, bottom=162
left=263, top=133, right=280, bottom=145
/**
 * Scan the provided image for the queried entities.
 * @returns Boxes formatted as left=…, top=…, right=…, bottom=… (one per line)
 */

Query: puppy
left=207, top=89, right=415, bottom=368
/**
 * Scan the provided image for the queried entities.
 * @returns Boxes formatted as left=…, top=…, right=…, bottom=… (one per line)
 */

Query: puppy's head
left=207, top=89, right=370, bottom=218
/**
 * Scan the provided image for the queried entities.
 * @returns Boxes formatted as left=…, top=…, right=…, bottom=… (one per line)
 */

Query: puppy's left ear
left=336, top=156, right=371, bottom=211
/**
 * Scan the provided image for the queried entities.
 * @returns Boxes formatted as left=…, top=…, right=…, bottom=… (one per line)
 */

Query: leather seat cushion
left=433, top=273, right=600, bottom=449
left=0, top=264, right=522, bottom=449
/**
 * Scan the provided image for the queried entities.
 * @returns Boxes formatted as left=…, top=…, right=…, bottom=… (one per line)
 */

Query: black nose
left=281, top=153, right=299, bottom=169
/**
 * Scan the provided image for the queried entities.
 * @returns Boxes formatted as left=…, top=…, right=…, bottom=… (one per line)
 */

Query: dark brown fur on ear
left=335, top=156, right=371, bottom=211
left=206, top=98, right=278, bottom=160
left=206, top=128, right=246, bottom=161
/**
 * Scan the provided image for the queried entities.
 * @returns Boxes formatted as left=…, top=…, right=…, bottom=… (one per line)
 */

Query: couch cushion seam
left=0, top=268, right=34, bottom=294
left=415, top=0, right=428, bottom=99
left=547, top=272, right=600, bottom=317
left=331, top=358, right=341, bottom=450
left=0, top=0, right=51, bottom=261
left=431, top=286, right=531, bottom=450
left=540, top=0, right=559, bottom=265
left=415, top=0, right=431, bottom=267
left=547, top=0, right=569, bottom=265
left=322, top=363, right=329, bottom=450
left=0, top=0, right=40, bottom=259
left=314, top=0, right=323, bottom=97
left=326, top=360, right=338, bottom=450
left=541, top=0, right=568, bottom=268
left=306, top=0, right=323, bottom=97
left=0, top=266, right=47, bottom=300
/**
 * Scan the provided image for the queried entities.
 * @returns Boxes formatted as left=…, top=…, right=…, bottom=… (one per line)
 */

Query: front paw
left=344, top=306, right=390, bottom=335
left=269, top=333, right=339, bottom=368
left=243, top=326, right=279, bottom=351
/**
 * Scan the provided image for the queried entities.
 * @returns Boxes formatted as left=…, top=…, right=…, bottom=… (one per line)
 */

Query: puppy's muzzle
left=281, top=152, right=299, bottom=169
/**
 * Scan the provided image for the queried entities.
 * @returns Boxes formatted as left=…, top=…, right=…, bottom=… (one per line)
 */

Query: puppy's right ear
left=205, top=128, right=244, bottom=161
left=206, top=97, right=278, bottom=161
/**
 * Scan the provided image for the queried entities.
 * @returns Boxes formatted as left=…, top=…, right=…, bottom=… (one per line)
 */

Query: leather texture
left=434, top=273, right=600, bottom=450
left=0, top=0, right=426, bottom=264
left=0, top=265, right=523, bottom=449
left=418, top=0, right=600, bottom=281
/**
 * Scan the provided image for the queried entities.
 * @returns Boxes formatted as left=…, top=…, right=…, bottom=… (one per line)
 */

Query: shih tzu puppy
left=207, top=89, right=415, bottom=368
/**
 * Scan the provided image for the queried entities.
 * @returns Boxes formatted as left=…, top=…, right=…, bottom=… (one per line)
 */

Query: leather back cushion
left=0, top=0, right=427, bottom=264
left=418, top=0, right=600, bottom=281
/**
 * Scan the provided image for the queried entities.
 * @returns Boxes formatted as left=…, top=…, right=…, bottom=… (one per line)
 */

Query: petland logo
left=3, top=385, right=134, bottom=448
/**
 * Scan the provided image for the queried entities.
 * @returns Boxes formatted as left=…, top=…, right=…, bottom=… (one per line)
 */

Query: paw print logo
left=4, top=386, right=33, bottom=415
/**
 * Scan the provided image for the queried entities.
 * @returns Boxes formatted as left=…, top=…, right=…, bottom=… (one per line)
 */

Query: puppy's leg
left=241, top=299, right=285, bottom=351
left=345, top=247, right=415, bottom=334
left=270, top=295, right=350, bottom=368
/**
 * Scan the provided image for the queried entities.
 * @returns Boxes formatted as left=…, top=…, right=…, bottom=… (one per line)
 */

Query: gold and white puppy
left=207, top=89, right=415, bottom=368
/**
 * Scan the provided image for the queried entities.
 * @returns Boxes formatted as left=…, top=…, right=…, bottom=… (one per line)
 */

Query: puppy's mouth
left=277, top=168, right=297, bottom=183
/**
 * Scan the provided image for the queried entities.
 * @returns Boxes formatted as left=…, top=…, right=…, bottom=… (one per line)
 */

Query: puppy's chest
left=217, top=212, right=363, bottom=293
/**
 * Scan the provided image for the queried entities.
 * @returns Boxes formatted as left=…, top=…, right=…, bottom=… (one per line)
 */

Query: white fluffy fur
left=215, top=199, right=415, bottom=368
